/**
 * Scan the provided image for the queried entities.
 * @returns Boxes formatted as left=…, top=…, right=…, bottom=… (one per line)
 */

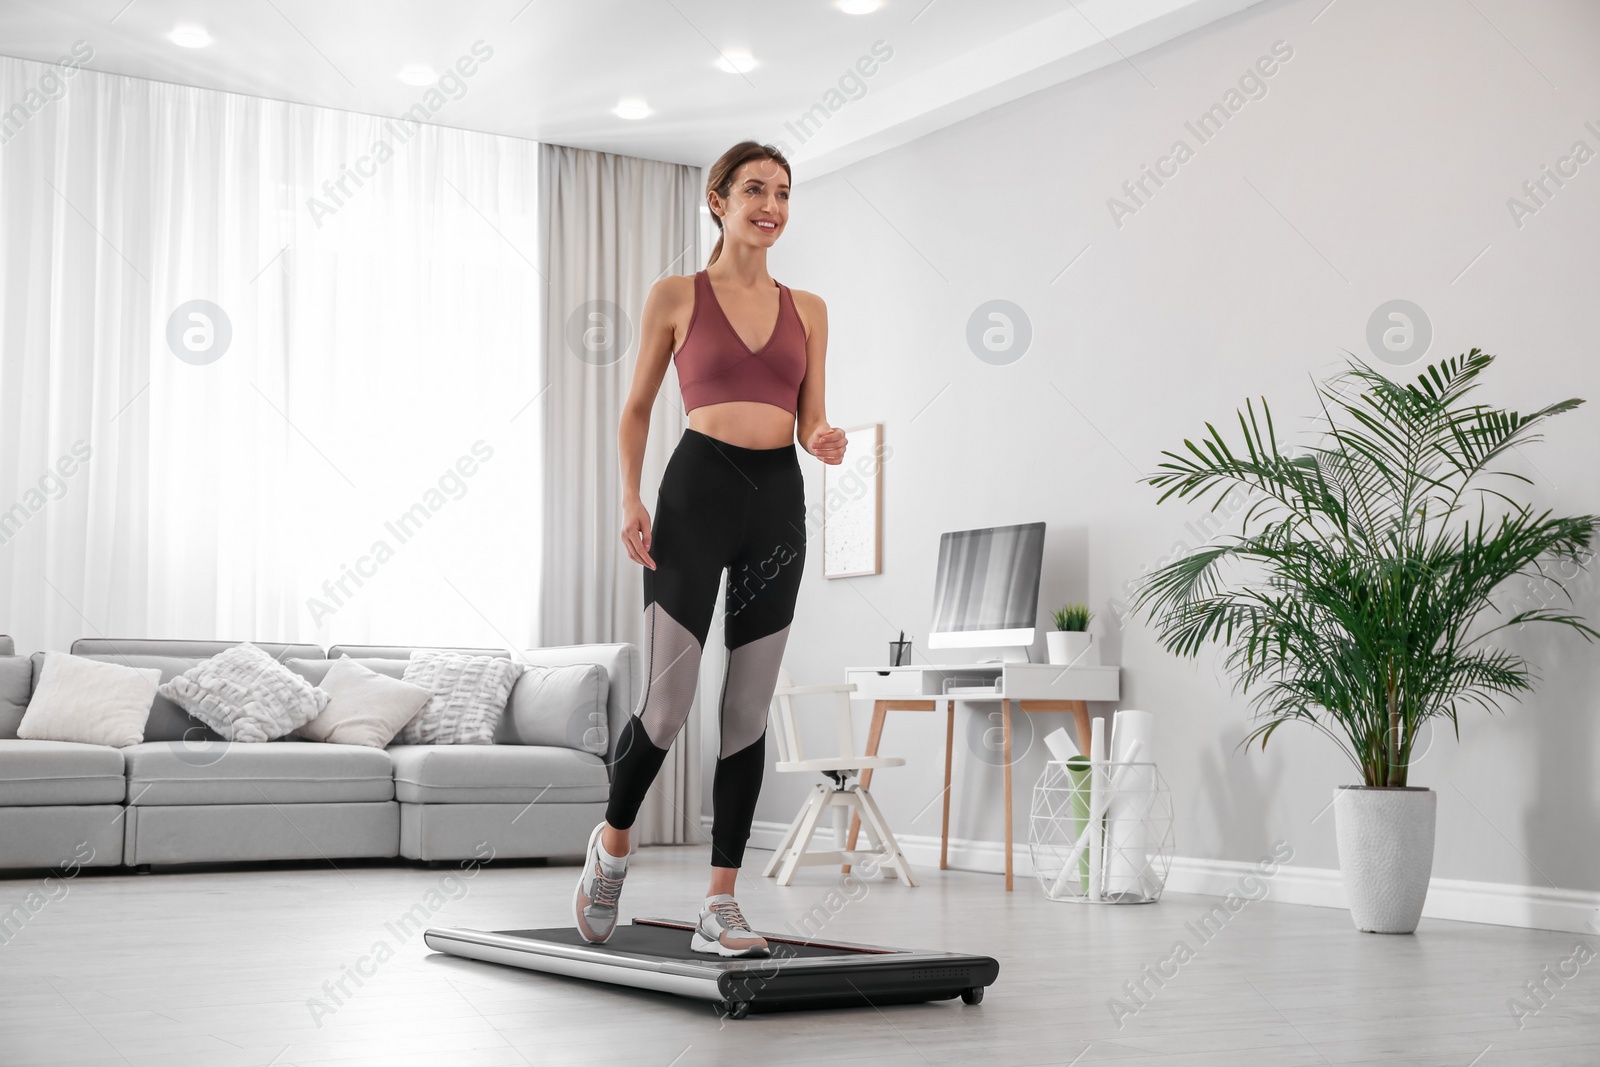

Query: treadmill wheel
left=961, top=987, right=984, bottom=1005
left=726, top=1000, right=751, bottom=1020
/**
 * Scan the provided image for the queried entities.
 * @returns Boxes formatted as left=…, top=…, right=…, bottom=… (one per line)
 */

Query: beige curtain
left=537, top=143, right=702, bottom=846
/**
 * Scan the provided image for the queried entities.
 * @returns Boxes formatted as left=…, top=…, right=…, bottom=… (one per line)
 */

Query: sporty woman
left=574, top=141, right=846, bottom=957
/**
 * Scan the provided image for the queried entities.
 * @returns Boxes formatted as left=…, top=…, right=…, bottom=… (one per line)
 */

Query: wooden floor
left=1, top=844, right=1595, bottom=1066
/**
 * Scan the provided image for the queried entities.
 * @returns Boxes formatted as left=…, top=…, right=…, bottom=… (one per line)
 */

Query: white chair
left=761, top=669, right=918, bottom=887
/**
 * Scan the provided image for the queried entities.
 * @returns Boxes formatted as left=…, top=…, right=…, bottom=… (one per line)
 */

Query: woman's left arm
left=793, top=289, right=845, bottom=465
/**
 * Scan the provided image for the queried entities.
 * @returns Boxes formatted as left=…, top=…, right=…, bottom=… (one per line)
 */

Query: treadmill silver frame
left=422, top=917, right=961, bottom=1004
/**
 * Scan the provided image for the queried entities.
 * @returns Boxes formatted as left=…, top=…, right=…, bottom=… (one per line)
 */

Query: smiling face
left=711, top=157, right=790, bottom=251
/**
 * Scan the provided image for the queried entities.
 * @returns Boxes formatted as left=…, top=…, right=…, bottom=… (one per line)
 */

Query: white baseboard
left=1163, top=856, right=1600, bottom=934
left=1421, top=875, right=1600, bottom=934
left=1162, top=854, right=1345, bottom=909
left=713, top=816, right=1600, bottom=934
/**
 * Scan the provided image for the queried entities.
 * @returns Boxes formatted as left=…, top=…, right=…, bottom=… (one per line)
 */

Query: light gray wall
left=708, top=0, right=1600, bottom=892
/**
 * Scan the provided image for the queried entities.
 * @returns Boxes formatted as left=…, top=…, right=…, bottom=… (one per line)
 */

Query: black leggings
left=605, top=428, right=807, bottom=869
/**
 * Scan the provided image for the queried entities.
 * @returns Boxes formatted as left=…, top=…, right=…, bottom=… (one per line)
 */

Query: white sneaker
left=573, top=822, right=629, bottom=943
left=691, top=894, right=769, bottom=958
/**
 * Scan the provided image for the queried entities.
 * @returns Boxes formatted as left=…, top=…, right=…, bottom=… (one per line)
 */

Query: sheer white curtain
left=538, top=143, right=703, bottom=846
left=0, top=56, right=542, bottom=652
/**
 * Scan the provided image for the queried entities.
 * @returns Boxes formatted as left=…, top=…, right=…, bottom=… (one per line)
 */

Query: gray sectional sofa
left=0, top=637, right=639, bottom=871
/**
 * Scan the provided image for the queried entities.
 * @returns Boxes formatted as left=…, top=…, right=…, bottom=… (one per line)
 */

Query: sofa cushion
left=397, top=652, right=522, bottom=746
left=158, top=642, right=329, bottom=742
left=18, top=652, right=162, bottom=747
left=0, top=739, right=126, bottom=805
left=31, top=653, right=225, bottom=743
left=71, top=638, right=324, bottom=660
left=123, top=741, right=394, bottom=804
left=328, top=644, right=509, bottom=660
left=286, top=657, right=431, bottom=748
left=0, top=636, right=13, bottom=656
left=387, top=744, right=608, bottom=804
left=495, top=662, right=610, bottom=756
left=0, top=656, right=32, bottom=739
left=288, top=658, right=408, bottom=684
left=520, top=643, right=637, bottom=771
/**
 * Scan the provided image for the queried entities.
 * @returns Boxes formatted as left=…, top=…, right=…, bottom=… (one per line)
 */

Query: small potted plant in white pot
left=1134, top=351, right=1598, bottom=933
left=1047, top=604, right=1098, bottom=666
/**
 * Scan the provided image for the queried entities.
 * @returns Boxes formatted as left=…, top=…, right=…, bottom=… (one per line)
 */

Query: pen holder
left=889, top=637, right=912, bottom=666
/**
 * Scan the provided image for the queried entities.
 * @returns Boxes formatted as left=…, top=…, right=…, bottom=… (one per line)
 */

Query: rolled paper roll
left=1104, top=710, right=1157, bottom=899
left=1044, top=726, right=1080, bottom=764
left=1087, top=716, right=1107, bottom=902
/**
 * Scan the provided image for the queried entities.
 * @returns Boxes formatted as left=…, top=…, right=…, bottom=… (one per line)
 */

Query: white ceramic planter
left=1333, top=786, right=1436, bottom=934
left=1046, top=631, right=1098, bottom=666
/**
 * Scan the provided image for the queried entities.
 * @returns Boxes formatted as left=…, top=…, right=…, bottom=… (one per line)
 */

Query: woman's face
left=713, top=158, right=789, bottom=250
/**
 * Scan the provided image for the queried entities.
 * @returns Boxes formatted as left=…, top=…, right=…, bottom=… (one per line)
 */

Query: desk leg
left=844, top=700, right=889, bottom=875
left=941, top=701, right=953, bottom=870
left=1069, top=700, right=1091, bottom=755
left=1002, top=698, right=1013, bottom=892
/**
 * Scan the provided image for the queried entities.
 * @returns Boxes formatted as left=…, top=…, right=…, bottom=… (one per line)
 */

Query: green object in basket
left=1067, top=755, right=1091, bottom=892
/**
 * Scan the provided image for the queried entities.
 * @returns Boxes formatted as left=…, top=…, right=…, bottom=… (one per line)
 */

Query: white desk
left=843, top=662, right=1121, bottom=891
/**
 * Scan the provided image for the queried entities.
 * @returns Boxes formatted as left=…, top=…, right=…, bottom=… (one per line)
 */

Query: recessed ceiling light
left=838, top=0, right=881, bottom=13
left=396, top=65, right=437, bottom=86
left=716, top=50, right=758, bottom=74
left=169, top=25, right=212, bottom=48
left=614, top=99, right=652, bottom=120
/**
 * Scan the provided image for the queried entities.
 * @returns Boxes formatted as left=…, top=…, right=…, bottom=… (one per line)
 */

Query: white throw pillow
left=398, top=651, right=523, bottom=745
left=291, top=657, right=433, bottom=748
left=18, top=652, right=162, bottom=748
left=157, top=641, right=329, bottom=743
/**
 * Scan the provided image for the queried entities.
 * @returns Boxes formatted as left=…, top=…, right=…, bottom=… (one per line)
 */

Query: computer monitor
left=928, top=521, right=1046, bottom=661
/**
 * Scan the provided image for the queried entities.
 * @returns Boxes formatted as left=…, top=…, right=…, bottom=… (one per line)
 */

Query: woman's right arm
left=618, top=277, right=685, bottom=571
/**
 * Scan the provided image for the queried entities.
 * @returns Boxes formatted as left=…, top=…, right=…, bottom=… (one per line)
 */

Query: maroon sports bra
left=673, top=270, right=807, bottom=415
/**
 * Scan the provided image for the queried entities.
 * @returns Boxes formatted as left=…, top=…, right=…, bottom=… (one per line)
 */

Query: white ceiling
left=0, top=0, right=1266, bottom=179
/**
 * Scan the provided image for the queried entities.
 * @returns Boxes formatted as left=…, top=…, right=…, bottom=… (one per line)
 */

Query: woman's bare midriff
left=688, top=401, right=796, bottom=449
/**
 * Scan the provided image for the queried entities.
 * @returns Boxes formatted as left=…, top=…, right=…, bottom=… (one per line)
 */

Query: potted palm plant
left=1048, top=604, right=1097, bottom=666
left=1133, top=351, right=1598, bottom=933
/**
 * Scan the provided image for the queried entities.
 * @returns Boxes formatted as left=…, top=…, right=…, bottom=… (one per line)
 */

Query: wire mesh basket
left=1028, top=759, right=1174, bottom=904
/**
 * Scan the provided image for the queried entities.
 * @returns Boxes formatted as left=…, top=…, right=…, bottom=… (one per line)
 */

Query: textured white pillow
left=398, top=651, right=523, bottom=745
left=291, top=657, right=433, bottom=748
left=157, top=641, right=329, bottom=743
left=18, top=652, right=162, bottom=748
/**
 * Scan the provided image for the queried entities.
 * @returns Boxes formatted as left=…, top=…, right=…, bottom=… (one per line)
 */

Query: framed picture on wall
left=822, top=422, right=883, bottom=579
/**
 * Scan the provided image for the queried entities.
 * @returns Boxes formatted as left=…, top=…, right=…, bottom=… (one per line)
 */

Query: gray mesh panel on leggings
left=717, top=623, right=791, bottom=758
left=637, top=601, right=705, bottom=749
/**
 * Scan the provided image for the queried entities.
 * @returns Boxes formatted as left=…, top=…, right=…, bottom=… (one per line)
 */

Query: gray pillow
left=495, top=662, right=610, bottom=755
left=0, top=657, right=35, bottom=739
left=158, top=641, right=329, bottom=742
left=398, top=651, right=522, bottom=746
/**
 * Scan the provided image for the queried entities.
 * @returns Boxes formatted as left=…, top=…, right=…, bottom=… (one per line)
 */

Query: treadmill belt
left=497, top=922, right=882, bottom=962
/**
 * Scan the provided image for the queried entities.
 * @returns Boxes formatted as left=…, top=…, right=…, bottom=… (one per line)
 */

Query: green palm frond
left=1135, top=350, right=1599, bottom=786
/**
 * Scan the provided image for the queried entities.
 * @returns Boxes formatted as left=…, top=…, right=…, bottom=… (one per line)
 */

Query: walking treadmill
left=424, top=917, right=999, bottom=1019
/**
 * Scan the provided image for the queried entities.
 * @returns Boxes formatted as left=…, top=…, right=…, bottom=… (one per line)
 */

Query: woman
left=574, top=142, right=846, bottom=957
